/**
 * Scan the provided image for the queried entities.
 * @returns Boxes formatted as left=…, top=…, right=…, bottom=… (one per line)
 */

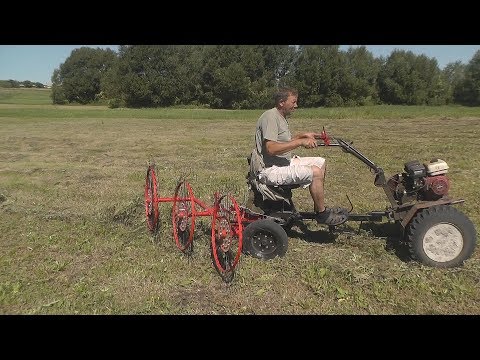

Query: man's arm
left=265, top=138, right=317, bottom=155
left=292, top=131, right=324, bottom=140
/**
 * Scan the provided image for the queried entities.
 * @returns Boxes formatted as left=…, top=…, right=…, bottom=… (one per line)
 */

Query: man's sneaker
left=315, top=207, right=348, bottom=226
left=329, top=206, right=349, bottom=215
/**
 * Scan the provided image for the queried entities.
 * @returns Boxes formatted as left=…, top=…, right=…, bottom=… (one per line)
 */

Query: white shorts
left=258, top=156, right=325, bottom=188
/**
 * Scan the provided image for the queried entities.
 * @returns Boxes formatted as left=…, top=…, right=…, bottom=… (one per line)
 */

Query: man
left=253, top=87, right=347, bottom=225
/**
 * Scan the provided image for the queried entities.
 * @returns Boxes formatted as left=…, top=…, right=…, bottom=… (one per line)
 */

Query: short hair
left=274, top=87, right=298, bottom=106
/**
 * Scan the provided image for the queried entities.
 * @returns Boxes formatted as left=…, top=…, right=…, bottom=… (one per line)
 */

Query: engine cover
left=425, top=159, right=449, bottom=176
left=424, top=175, right=450, bottom=200
left=404, top=160, right=426, bottom=178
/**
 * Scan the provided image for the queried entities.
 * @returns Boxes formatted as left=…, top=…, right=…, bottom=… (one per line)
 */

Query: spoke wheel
left=211, top=194, right=243, bottom=283
left=144, top=164, right=159, bottom=234
left=172, top=179, right=195, bottom=255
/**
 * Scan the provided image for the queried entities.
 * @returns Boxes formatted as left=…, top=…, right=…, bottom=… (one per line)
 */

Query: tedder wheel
left=145, top=164, right=159, bottom=234
left=242, top=219, right=288, bottom=260
left=211, top=194, right=243, bottom=283
left=172, top=179, right=196, bottom=255
left=406, top=205, right=477, bottom=268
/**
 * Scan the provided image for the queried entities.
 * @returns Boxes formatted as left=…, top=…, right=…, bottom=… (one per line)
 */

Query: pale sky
left=1, top=45, right=479, bottom=85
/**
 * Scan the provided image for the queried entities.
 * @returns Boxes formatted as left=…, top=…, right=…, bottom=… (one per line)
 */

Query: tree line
left=0, top=79, right=47, bottom=88
left=50, top=45, right=480, bottom=108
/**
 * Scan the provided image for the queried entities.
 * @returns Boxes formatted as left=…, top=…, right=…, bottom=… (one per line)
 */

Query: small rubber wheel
left=243, top=219, right=288, bottom=260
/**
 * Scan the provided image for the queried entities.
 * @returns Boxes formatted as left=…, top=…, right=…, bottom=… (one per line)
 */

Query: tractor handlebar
left=316, top=132, right=386, bottom=186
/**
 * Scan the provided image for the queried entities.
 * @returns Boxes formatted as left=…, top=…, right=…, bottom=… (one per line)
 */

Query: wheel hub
left=252, top=232, right=276, bottom=254
left=217, top=219, right=231, bottom=252
left=423, top=222, right=463, bottom=262
left=178, top=202, right=188, bottom=231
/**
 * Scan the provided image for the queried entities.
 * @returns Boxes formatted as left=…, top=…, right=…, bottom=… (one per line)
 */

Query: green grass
left=2, top=87, right=480, bottom=120
left=2, top=104, right=480, bottom=121
left=0, top=88, right=52, bottom=105
left=1, top=100, right=479, bottom=314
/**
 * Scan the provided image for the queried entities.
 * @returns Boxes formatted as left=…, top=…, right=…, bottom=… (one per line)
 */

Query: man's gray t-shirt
left=255, top=108, right=292, bottom=168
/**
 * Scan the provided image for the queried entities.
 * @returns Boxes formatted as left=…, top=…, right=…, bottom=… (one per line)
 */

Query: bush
left=51, top=85, right=67, bottom=104
left=325, top=94, right=344, bottom=107
left=108, top=98, right=124, bottom=109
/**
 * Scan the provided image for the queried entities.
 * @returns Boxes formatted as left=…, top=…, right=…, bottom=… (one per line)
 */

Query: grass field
left=1, top=89, right=479, bottom=314
left=0, top=87, right=52, bottom=105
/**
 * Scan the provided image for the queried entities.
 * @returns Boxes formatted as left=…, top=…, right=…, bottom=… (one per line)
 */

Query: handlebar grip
left=316, top=141, right=340, bottom=146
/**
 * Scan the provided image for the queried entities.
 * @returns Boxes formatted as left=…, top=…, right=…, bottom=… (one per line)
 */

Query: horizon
left=1, top=45, right=479, bottom=85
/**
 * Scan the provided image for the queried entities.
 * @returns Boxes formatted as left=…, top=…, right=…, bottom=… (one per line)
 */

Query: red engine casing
left=424, top=175, right=450, bottom=200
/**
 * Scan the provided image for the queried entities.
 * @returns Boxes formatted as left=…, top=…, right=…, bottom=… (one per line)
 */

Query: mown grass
left=1, top=91, right=479, bottom=315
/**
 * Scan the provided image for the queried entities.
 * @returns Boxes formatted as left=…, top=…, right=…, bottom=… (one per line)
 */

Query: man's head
left=274, top=87, right=298, bottom=118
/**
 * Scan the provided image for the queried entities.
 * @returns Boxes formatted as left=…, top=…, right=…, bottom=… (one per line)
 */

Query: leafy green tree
left=378, top=50, right=414, bottom=104
left=8, top=79, right=19, bottom=88
left=200, top=45, right=252, bottom=108
left=416, top=55, right=448, bottom=105
left=198, top=45, right=297, bottom=109
left=52, top=47, right=116, bottom=104
left=110, top=45, right=205, bottom=108
left=454, top=50, right=480, bottom=106
left=100, top=63, right=124, bottom=108
left=340, top=46, right=382, bottom=105
left=442, top=61, right=466, bottom=104
left=0, top=80, right=12, bottom=88
left=50, top=69, right=67, bottom=104
left=149, top=45, right=204, bottom=106
left=252, top=45, right=297, bottom=108
left=377, top=50, right=446, bottom=105
left=288, top=45, right=345, bottom=107
left=102, top=45, right=297, bottom=109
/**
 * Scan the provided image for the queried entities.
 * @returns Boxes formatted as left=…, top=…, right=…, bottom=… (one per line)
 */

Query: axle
left=298, top=210, right=388, bottom=222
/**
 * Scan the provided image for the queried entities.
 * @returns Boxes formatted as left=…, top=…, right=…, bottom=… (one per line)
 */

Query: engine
left=387, top=159, right=450, bottom=205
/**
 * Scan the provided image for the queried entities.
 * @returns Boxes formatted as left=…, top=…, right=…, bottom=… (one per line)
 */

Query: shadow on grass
left=287, top=220, right=412, bottom=263
left=286, top=221, right=337, bottom=244
left=359, top=221, right=412, bottom=263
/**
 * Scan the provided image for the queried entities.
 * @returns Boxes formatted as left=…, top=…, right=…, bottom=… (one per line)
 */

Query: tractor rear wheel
left=406, top=205, right=476, bottom=268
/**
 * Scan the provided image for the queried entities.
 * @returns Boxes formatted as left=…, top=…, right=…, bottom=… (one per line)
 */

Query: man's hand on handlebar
left=301, top=138, right=318, bottom=149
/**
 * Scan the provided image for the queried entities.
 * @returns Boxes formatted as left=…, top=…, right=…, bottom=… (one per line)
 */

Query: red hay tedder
left=144, top=128, right=477, bottom=283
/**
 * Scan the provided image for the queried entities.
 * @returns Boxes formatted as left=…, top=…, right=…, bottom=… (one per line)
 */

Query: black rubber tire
left=243, top=219, right=288, bottom=260
left=406, top=205, right=477, bottom=268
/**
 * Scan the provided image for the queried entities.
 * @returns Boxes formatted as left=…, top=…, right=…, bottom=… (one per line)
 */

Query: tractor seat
left=246, top=175, right=299, bottom=215
left=269, top=183, right=301, bottom=193
left=246, top=153, right=300, bottom=203
left=246, top=170, right=300, bottom=202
